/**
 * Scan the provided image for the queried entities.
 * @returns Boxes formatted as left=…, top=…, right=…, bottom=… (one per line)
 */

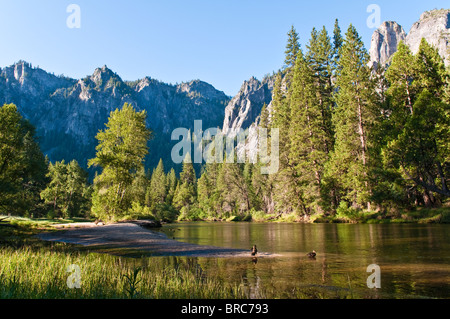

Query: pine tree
left=306, top=26, right=335, bottom=153
left=333, top=19, right=344, bottom=69
left=65, top=160, right=91, bottom=217
left=215, top=160, right=251, bottom=217
left=251, top=105, right=275, bottom=215
left=165, top=168, right=178, bottom=206
left=40, top=161, right=67, bottom=217
left=271, top=73, right=290, bottom=164
left=444, top=65, right=450, bottom=104
left=414, top=38, right=448, bottom=99
left=326, top=24, right=379, bottom=210
left=40, top=160, right=90, bottom=218
left=146, top=159, right=167, bottom=212
left=382, top=39, right=450, bottom=204
left=284, top=25, right=300, bottom=70
left=383, top=90, right=450, bottom=202
left=259, top=103, right=269, bottom=130
left=269, top=72, right=296, bottom=214
left=173, top=153, right=197, bottom=215
left=385, top=41, right=416, bottom=116
left=289, top=47, right=330, bottom=214
left=130, top=166, right=148, bottom=207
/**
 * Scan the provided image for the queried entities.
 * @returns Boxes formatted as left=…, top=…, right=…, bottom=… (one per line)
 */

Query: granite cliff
left=369, top=9, right=450, bottom=68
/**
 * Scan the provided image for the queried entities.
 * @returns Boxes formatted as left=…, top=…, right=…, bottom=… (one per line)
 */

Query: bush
left=126, top=202, right=155, bottom=220
left=335, top=202, right=360, bottom=223
left=154, top=203, right=179, bottom=223
left=177, top=206, right=206, bottom=222
left=249, top=209, right=267, bottom=221
left=46, top=210, right=57, bottom=220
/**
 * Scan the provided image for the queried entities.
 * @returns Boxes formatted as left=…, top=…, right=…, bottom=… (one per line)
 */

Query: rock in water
left=251, top=245, right=258, bottom=256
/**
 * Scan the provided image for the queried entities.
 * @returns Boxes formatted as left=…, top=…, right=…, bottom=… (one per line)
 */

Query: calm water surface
left=156, top=223, right=450, bottom=299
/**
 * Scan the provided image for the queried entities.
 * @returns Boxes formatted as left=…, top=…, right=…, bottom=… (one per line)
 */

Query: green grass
left=0, top=219, right=247, bottom=299
left=1, top=215, right=92, bottom=229
left=0, top=245, right=247, bottom=299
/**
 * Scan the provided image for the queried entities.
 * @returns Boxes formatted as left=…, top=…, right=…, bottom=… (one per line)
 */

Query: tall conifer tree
left=327, top=25, right=379, bottom=210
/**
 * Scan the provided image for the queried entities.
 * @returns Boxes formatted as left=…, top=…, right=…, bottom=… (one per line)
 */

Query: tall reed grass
left=0, top=246, right=247, bottom=299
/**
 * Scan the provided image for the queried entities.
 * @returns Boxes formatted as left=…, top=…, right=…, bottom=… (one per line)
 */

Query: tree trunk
left=404, top=75, right=414, bottom=115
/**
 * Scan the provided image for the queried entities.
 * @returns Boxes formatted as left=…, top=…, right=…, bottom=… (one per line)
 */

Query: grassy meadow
left=0, top=218, right=247, bottom=299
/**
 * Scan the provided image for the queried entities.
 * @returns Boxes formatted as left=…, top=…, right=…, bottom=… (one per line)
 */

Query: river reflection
left=154, top=223, right=450, bottom=299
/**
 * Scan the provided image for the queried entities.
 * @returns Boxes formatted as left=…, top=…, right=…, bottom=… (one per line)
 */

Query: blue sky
left=0, top=0, right=448, bottom=96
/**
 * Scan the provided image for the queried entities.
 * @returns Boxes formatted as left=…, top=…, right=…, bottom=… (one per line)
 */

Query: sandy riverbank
left=37, top=222, right=276, bottom=258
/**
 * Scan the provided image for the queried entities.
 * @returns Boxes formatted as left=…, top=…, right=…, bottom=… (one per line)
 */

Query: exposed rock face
left=0, top=61, right=230, bottom=173
left=369, top=9, right=450, bottom=68
left=369, top=21, right=407, bottom=69
left=222, top=76, right=274, bottom=138
left=406, top=9, right=450, bottom=66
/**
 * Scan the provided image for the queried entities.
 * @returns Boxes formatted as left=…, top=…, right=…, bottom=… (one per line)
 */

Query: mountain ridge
left=369, top=8, right=450, bottom=68
left=0, top=60, right=230, bottom=174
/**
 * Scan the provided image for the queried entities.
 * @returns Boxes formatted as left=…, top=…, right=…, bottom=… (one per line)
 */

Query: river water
left=155, top=222, right=450, bottom=299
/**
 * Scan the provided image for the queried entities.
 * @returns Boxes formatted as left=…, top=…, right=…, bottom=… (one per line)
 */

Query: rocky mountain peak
left=369, top=9, right=450, bottom=68
left=222, top=75, right=274, bottom=137
left=406, top=9, right=450, bottom=65
left=90, top=65, right=123, bottom=88
left=177, top=80, right=228, bottom=102
left=369, top=21, right=406, bottom=69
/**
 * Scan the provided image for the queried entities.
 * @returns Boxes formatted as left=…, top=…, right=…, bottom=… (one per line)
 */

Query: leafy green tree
left=88, top=103, right=152, bottom=221
left=0, top=104, right=48, bottom=216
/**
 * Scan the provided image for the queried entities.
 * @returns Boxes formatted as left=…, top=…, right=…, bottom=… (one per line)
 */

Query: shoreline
left=37, top=222, right=279, bottom=258
left=179, top=206, right=450, bottom=224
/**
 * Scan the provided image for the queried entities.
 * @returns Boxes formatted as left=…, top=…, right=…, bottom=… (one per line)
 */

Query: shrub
left=154, top=203, right=179, bottom=223
left=335, top=202, right=360, bottom=223
left=127, top=202, right=155, bottom=220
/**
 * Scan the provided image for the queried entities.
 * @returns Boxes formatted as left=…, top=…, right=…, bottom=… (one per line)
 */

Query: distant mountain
left=0, top=61, right=230, bottom=175
left=369, top=9, right=450, bottom=68
left=222, top=76, right=274, bottom=137
left=369, top=21, right=407, bottom=69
